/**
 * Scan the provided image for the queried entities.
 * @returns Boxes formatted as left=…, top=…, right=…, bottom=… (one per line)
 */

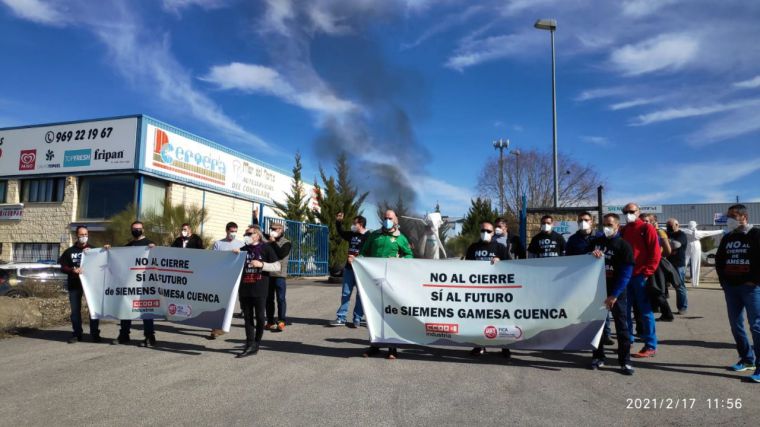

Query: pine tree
left=445, top=198, right=499, bottom=257
left=274, top=151, right=313, bottom=222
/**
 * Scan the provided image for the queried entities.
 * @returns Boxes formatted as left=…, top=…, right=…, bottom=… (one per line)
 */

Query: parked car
left=0, top=263, right=67, bottom=298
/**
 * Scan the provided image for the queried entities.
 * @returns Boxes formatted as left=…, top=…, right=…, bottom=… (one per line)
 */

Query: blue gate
left=261, top=217, right=329, bottom=277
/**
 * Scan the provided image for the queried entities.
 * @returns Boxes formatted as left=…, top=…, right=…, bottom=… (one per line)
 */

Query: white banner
left=353, top=255, right=607, bottom=350
left=0, top=204, right=23, bottom=220
left=80, top=247, right=245, bottom=331
left=0, top=117, right=138, bottom=176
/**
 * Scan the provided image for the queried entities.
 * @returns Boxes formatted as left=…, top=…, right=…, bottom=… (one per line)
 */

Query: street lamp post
left=534, top=18, right=559, bottom=208
left=510, top=149, right=521, bottom=214
left=493, top=138, right=509, bottom=215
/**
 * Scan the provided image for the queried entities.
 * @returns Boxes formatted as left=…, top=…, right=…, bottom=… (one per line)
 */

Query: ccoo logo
left=19, top=149, right=36, bottom=170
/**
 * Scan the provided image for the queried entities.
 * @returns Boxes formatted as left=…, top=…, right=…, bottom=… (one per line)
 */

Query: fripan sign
left=0, top=117, right=138, bottom=176
left=142, top=123, right=314, bottom=206
left=0, top=203, right=24, bottom=220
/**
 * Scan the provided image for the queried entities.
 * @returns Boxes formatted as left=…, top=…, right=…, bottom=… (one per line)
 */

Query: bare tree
left=477, top=149, right=604, bottom=216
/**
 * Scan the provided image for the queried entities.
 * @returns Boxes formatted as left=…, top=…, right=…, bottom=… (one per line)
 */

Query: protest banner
left=353, top=255, right=607, bottom=350
left=81, top=247, right=245, bottom=331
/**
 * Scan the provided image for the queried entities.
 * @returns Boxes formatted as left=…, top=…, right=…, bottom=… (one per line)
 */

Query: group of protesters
left=58, top=202, right=760, bottom=381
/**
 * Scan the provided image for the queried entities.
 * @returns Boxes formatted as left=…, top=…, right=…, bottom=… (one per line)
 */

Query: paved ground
left=0, top=276, right=757, bottom=426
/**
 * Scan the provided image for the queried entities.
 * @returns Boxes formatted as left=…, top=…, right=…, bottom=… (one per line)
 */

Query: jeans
left=722, top=284, right=760, bottom=366
left=594, top=291, right=631, bottom=367
left=119, top=319, right=154, bottom=338
left=626, top=274, right=657, bottom=350
left=68, top=287, right=99, bottom=337
left=675, top=267, right=688, bottom=311
left=335, top=268, right=364, bottom=323
left=267, top=277, right=287, bottom=323
left=603, top=311, right=612, bottom=338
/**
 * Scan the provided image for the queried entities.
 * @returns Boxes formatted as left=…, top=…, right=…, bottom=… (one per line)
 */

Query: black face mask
left=666, top=225, right=674, bottom=233
left=131, top=229, right=143, bottom=238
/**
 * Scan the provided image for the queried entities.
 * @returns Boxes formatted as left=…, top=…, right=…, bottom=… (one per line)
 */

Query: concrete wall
left=0, top=178, right=76, bottom=262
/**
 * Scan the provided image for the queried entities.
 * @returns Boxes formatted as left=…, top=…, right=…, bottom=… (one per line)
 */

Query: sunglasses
left=480, top=229, right=494, bottom=233
left=244, top=233, right=253, bottom=237
left=622, top=210, right=636, bottom=214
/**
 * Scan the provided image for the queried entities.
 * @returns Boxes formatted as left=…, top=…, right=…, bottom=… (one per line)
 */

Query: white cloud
left=734, top=75, right=760, bottom=89
left=580, top=135, right=609, bottom=146
left=1, top=0, right=64, bottom=25
left=688, top=108, right=760, bottom=146
left=445, top=31, right=538, bottom=71
left=162, top=0, right=227, bottom=14
left=575, top=86, right=629, bottom=102
left=609, top=98, right=658, bottom=110
left=200, top=62, right=357, bottom=115
left=621, top=0, right=679, bottom=18
left=633, top=98, right=760, bottom=125
left=610, top=33, right=699, bottom=76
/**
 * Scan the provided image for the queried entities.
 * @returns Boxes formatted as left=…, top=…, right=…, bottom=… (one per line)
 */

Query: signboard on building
left=0, top=204, right=23, bottom=220
left=604, top=205, right=662, bottom=214
left=0, top=117, right=139, bottom=176
left=713, top=213, right=727, bottom=226
left=142, top=123, right=310, bottom=206
left=553, top=220, right=579, bottom=241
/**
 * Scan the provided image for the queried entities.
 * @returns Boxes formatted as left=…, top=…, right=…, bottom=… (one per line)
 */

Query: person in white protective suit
left=681, top=221, right=724, bottom=288
left=418, top=212, right=447, bottom=259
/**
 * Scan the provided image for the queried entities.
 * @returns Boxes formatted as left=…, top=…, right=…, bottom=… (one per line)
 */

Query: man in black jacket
left=171, top=223, right=204, bottom=249
left=494, top=217, right=526, bottom=259
left=330, top=212, right=369, bottom=327
left=528, top=215, right=566, bottom=258
left=60, top=225, right=99, bottom=343
left=666, top=218, right=689, bottom=314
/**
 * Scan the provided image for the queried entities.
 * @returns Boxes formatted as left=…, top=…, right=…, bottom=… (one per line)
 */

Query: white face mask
left=243, top=236, right=253, bottom=245
left=494, top=227, right=504, bottom=236
left=481, top=232, right=492, bottom=242
left=625, top=213, right=637, bottom=223
left=726, top=217, right=740, bottom=232
left=350, top=224, right=358, bottom=233
left=603, top=226, right=616, bottom=238
left=541, top=224, right=552, bottom=233
left=270, top=230, right=279, bottom=239
left=78, top=236, right=88, bottom=245
left=579, top=220, right=591, bottom=231
left=384, top=219, right=394, bottom=230
left=227, top=232, right=236, bottom=240
left=181, top=230, right=189, bottom=238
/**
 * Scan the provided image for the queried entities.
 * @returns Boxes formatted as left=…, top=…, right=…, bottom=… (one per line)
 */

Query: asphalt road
left=0, top=277, right=757, bottom=426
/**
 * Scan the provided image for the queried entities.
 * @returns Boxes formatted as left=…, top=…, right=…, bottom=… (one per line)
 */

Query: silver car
left=0, top=263, right=67, bottom=298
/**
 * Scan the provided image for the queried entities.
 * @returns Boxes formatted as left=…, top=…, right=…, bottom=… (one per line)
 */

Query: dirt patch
left=0, top=294, right=88, bottom=339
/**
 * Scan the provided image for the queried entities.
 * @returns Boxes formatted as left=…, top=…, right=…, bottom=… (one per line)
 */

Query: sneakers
left=750, top=373, right=760, bottom=383
left=265, top=322, right=275, bottom=330
left=501, top=348, right=511, bottom=359
left=730, top=361, right=757, bottom=372
left=67, top=335, right=82, bottom=344
left=111, top=335, right=130, bottom=345
left=470, top=347, right=486, bottom=356
left=590, top=358, right=605, bottom=370
left=275, top=321, right=286, bottom=332
left=363, top=346, right=382, bottom=358
left=656, top=316, right=674, bottom=322
left=386, top=347, right=398, bottom=360
left=347, top=322, right=358, bottom=329
left=329, top=319, right=346, bottom=327
left=139, top=334, right=157, bottom=348
left=621, top=365, right=635, bottom=376
left=677, top=309, right=688, bottom=315
left=632, top=347, right=657, bottom=358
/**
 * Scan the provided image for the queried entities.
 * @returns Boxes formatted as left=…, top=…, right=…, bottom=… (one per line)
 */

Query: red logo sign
left=425, top=323, right=460, bottom=334
left=484, top=325, right=498, bottom=339
left=132, top=299, right=160, bottom=308
left=19, top=149, right=36, bottom=170
left=168, top=303, right=177, bottom=315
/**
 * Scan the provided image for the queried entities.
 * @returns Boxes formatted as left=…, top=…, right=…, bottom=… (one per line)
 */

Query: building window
left=21, top=178, right=66, bottom=203
left=141, top=177, right=167, bottom=217
left=0, top=180, right=6, bottom=203
left=77, top=175, right=136, bottom=220
left=12, top=243, right=60, bottom=263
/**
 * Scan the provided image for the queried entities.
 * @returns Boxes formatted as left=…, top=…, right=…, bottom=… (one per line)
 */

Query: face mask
left=666, top=225, right=674, bottom=233
left=494, top=227, right=504, bottom=236
left=726, top=217, right=740, bottom=232
left=579, top=220, right=591, bottom=231
left=481, top=232, right=492, bottom=242
left=384, top=219, right=394, bottom=230
left=227, top=232, right=236, bottom=240
left=243, top=236, right=253, bottom=245
left=78, top=236, right=88, bottom=245
left=625, top=213, right=637, bottom=223
left=181, top=230, right=189, bottom=238
left=603, top=226, right=616, bottom=238
left=350, top=224, right=358, bottom=233
left=270, top=230, right=279, bottom=239
left=131, top=229, right=143, bottom=238
left=541, top=224, right=552, bottom=233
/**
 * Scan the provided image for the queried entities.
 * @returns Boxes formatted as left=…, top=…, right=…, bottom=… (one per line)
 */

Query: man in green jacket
left=361, top=209, right=413, bottom=360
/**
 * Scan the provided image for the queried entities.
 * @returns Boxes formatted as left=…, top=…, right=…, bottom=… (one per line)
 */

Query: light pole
left=534, top=18, right=558, bottom=208
left=510, top=149, right=520, bottom=214
left=493, top=138, right=509, bottom=215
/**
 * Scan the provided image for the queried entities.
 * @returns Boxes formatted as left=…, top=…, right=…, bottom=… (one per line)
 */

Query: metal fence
left=261, top=217, right=329, bottom=277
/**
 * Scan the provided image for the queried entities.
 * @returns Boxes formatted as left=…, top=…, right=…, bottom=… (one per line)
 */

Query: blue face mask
left=384, top=219, right=394, bottom=230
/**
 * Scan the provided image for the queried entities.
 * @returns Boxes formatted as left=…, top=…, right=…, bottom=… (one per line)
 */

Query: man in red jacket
left=620, top=203, right=661, bottom=358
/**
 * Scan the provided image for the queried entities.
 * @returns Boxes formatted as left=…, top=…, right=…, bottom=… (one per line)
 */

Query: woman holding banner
left=236, top=226, right=281, bottom=358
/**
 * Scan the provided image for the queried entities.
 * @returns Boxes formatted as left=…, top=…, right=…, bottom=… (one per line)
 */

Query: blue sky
left=2, top=0, right=759, bottom=220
